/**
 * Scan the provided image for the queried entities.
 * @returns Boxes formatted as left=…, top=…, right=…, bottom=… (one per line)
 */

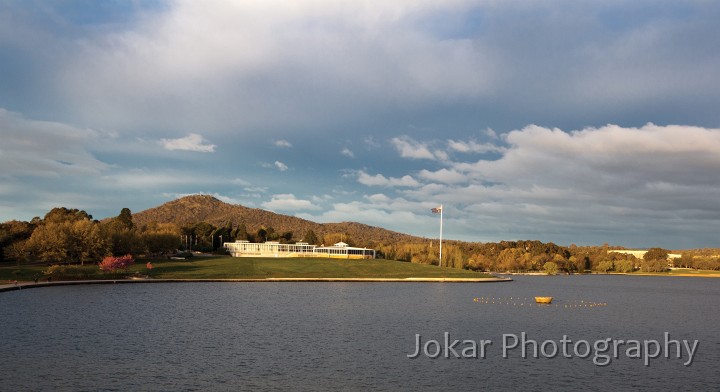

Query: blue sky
left=1, top=0, right=719, bottom=249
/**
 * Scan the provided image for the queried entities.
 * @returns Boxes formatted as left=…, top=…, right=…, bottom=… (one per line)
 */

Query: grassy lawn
left=0, top=256, right=493, bottom=282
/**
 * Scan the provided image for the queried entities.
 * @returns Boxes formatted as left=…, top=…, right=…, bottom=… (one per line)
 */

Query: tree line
left=0, top=206, right=355, bottom=265
left=2, top=206, right=719, bottom=272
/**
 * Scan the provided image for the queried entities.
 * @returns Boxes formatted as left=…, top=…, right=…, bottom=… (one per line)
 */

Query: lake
left=1, top=275, right=718, bottom=391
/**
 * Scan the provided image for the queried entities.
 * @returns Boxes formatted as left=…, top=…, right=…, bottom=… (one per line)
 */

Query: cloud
left=231, top=178, right=251, bottom=186
left=391, top=136, right=437, bottom=160
left=341, top=148, right=355, bottom=158
left=2, top=1, right=719, bottom=140
left=456, top=123, right=720, bottom=190
left=159, top=133, right=215, bottom=152
left=357, top=171, right=420, bottom=187
left=3, top=2, right=720, bottom=248
left=274, top=161, right=289, bottom=171
left=325, top=124, right=720, bottom=246
left=44, top=0, right=498, bottom=134
left=262, top=193, right=321, bottom=211
left=0, top=108, right=109, bottom=178
left=274, top=139, right=292, bottom=148
left=417, top=169, right=467, bottom=184
left=447, top=139, right=504, bottom=154
left=297, top=195, right=433, bottom=234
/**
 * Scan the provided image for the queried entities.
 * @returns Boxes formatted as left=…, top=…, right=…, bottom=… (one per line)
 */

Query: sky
left=1, top=0, right=719, bottom=249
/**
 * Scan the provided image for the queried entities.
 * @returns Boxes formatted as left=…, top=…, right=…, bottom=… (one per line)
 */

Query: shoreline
left=0, top=276, right=512, bottom=293
left=498, top=272, right=720, bottom=278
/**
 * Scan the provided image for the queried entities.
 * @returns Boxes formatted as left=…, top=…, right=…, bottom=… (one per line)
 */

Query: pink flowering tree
left=99, top=254, right=135, bottom=273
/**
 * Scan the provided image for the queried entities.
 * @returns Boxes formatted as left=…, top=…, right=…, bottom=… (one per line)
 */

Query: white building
left=224, top=240, right=376, bottom=259
left=608, top=250, right=682, bottom=260
left=313, top=242, right=376, bottom=259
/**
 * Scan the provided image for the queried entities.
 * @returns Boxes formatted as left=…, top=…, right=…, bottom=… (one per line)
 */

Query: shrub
left=43, top=264, right=93, bottom=280
left=99, top=254, right=135, bottom=272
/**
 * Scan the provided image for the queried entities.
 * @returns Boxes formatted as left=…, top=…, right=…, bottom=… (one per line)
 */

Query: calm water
left=1, top=276, right=718, bottom=391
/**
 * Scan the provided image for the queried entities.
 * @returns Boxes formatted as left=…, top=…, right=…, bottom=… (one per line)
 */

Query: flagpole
left=439, top=204, right=443, bottom=268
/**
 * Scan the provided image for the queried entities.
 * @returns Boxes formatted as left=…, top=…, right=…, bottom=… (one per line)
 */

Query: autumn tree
left=644, top=248, right=669, bottom=261
left=25, top=219, right=108, bottom=264
left=543, top=261, right=559, bottom=275
left=43, top=207, right=93, bottom=224
left=0, top=220, right=36, bottom=263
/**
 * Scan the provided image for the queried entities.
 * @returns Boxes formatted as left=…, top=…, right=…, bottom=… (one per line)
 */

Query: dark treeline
left=2, top=207, right=719, bottom=272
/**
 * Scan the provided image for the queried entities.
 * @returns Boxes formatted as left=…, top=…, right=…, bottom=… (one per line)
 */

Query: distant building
left=224, top=240, right=376, bottom=259
left=608, top=250, right=682, bottom=267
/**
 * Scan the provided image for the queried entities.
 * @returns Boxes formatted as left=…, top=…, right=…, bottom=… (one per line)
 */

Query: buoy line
left=472, top=296, right=607, bottom=308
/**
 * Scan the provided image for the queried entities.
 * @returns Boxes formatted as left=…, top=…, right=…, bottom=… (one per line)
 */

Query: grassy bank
left=630, top=268, right=720, bottom=277
left=0, top=256, right=493, bottom=282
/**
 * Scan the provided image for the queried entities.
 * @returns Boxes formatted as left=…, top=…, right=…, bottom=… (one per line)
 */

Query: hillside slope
left=132, top=195, right=422, bottom=246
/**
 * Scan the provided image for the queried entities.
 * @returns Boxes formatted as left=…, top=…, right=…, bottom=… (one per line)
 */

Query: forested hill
left=132, top=194, right=420, bottom=246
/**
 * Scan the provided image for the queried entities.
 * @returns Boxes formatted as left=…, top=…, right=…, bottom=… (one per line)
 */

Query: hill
left=131, top=194, right=421, bottom=246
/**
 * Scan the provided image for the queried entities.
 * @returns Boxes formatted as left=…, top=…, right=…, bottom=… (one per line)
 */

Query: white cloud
left=341, top=148, right=355, bottom=158
left=274, top=161, right=289, bottom=171
left=417, top=168, right=467, bottom=184
left=0, top=108, right=109, bottom=178
left=391, top=136, right=436, bottom=160
left=274, top=139, right=292, bottom=148
left=447, top=139, right=503, bottom=154
left=244, top=186, right=268, bottom=193
left=371, top=124, right=720, bottom=246
left=160, top=133, right=216, bottom=152
left=357, top=171, right=420, bottom=187
left=297, top=195, right=435, bottom=235
left=231, top=178, right=251, bottom=186
left=50, top=0, right=498, bottom=134
left=262, top=193, right=321, bottom=211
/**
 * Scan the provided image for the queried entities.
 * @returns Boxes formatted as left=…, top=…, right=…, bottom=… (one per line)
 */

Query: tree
left=543, top=261, right=559, bottom=275
left=641, top=259, right=668, bottom=272
left=644, top=248, right=669, bottom=261
left=233, top=223, right=248, bottom=241
left=615, top=259, right=634, bottom=273
left=497, top=248, right=524, bottom=272
left=0, top=220, right=35, bottom=262
left=143, top=233, right=179, bottom=255
left=280, top=231, right=293, bottom=243
left=24, top=222, right=71, bottom=263
left=43, top=207, right=92, bottom=224
left=679, top=252, right=694, bottom=268
left=303, top=230, right=318, bottom=245
left=256, top=228, right=268, bottom=243
left=115, top=208, right=134, bottom=231
left=105, top=225, right=144, bottom=256
left=68, top=220, right=108, bottom=265
left=596, top=260, right=614, bottom=273
left=25, top=220, right=108, bottom=264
